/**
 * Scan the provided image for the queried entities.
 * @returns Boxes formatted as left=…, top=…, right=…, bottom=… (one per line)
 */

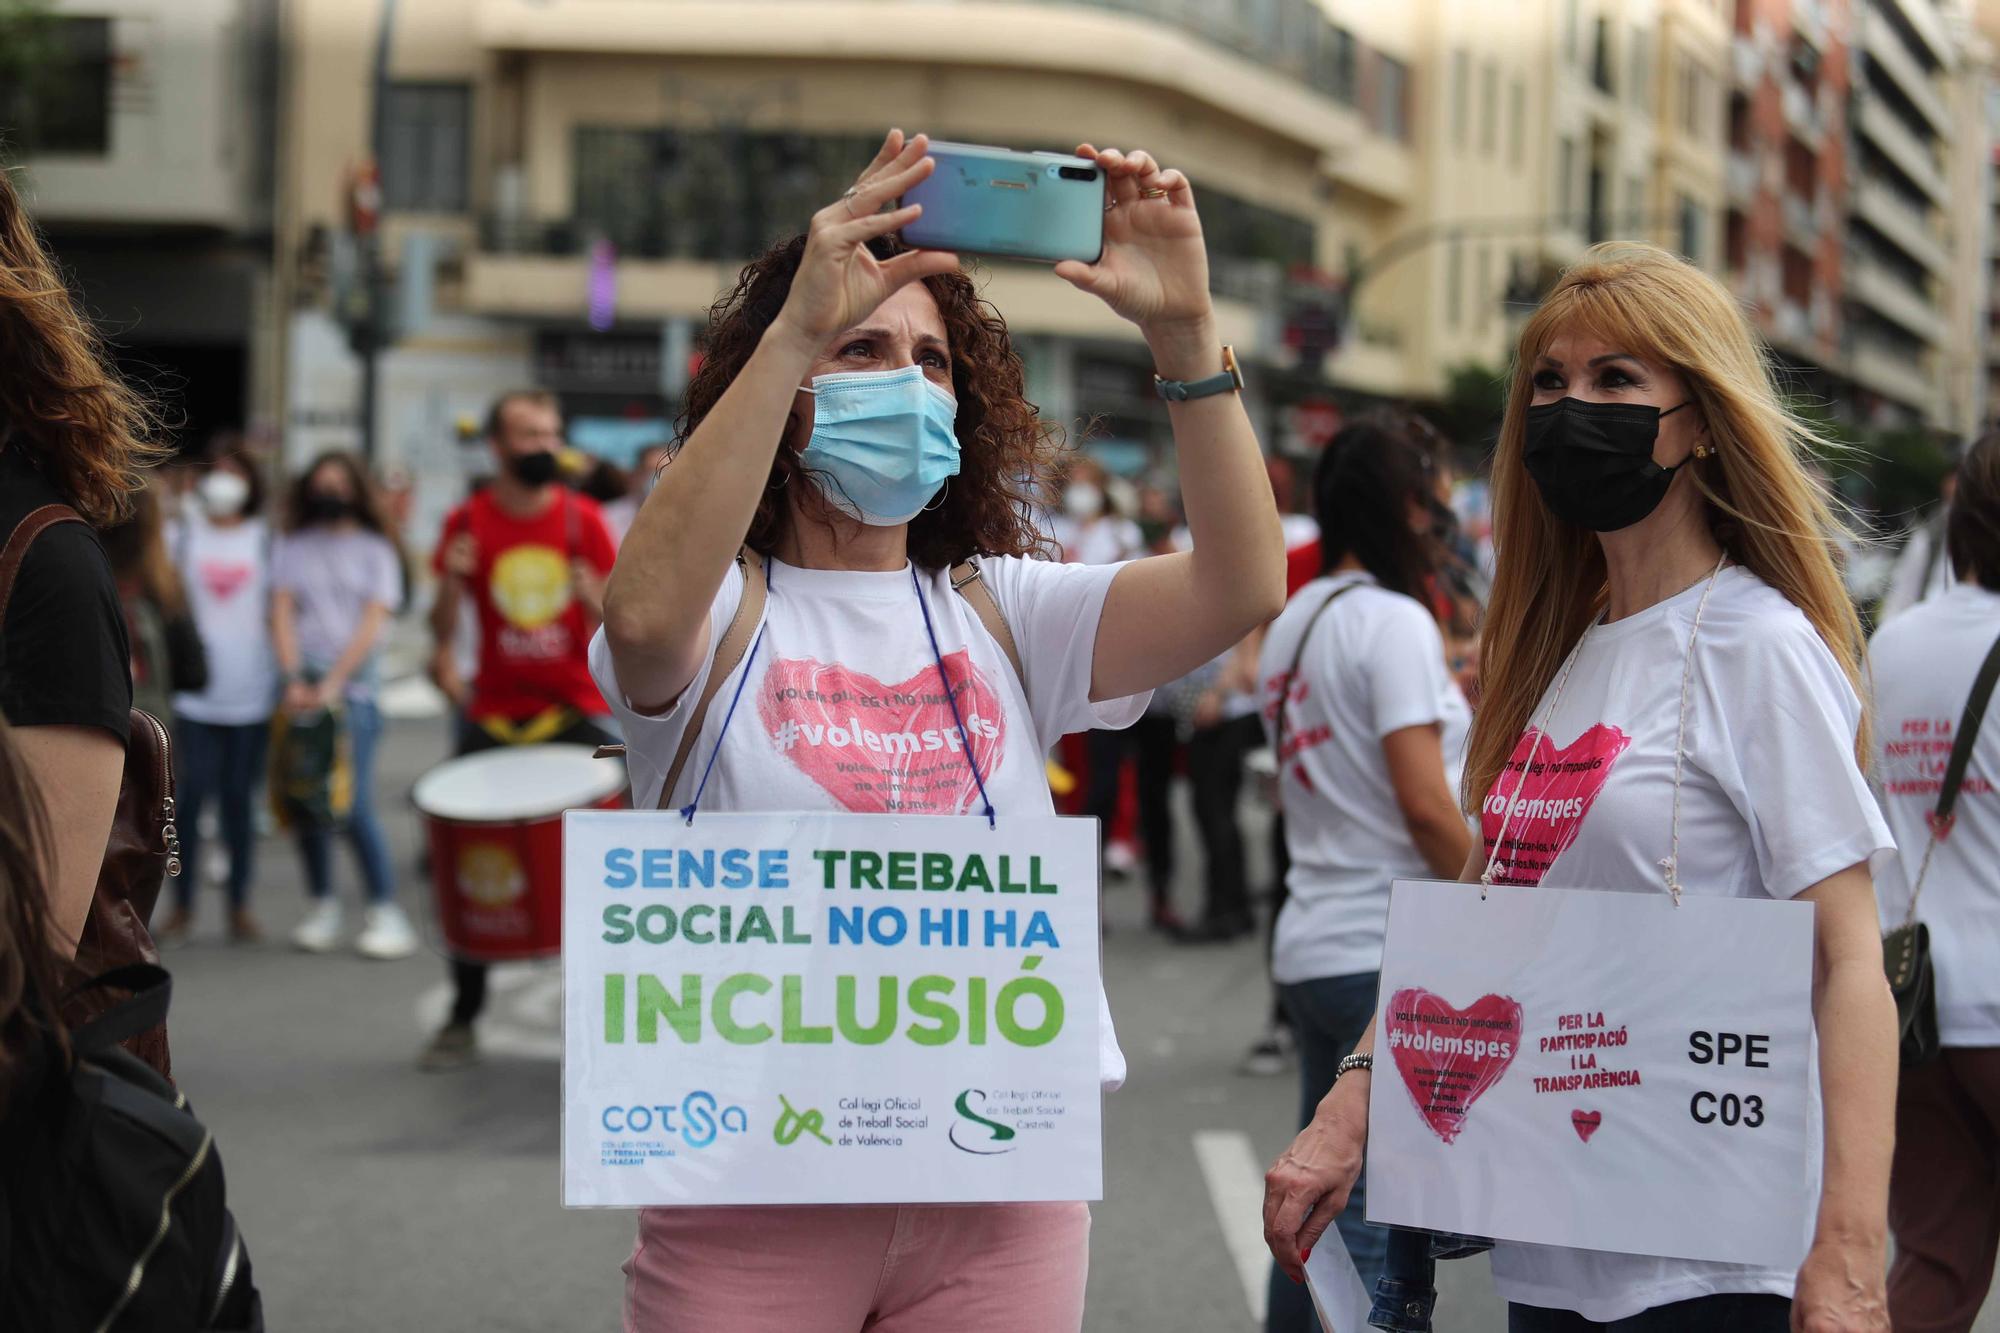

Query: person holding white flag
left=1262, top=242, right=1897, bottom=1332
left=593, top=129, right=1283, bottom=1331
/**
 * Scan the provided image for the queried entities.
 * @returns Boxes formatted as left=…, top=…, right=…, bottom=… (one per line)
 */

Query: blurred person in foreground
left=97, top=486, right=206, bottom=728
left=595, top=130, right=1283, bottom=1330
left=0, top=166, right=160, bottom=958
left=271, top=452, right=414, bottom=958
left=156, top=450, right=278, bottom=945
left=420, top=389, right=618, bottom=1070
left=1257, top=415, right=1472, bottom=1324
left=1871, top=432, right=2000, bottom=1333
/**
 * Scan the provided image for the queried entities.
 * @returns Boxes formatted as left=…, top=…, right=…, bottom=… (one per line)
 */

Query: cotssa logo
left=600, top=1091, right=747, bottom=1149
left=948, top=1089, right=1017, bottom=1155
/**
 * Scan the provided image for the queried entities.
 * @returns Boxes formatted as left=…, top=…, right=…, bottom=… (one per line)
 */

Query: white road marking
left=1194, top=1128, right=1271, bottom=1323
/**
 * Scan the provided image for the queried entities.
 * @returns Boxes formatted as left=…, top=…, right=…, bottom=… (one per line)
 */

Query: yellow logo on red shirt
left=490, top=545, right=572, bottom=629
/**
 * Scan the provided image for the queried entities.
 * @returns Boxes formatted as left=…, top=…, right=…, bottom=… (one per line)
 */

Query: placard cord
left=1480, top=555, right=1727, bottom=905
left=914, top=565, right=998, bottom=828
left=679, top=568, right=774, bottom=825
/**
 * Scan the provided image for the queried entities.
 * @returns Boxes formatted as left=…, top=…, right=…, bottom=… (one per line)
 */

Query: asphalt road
left=154, top=711, right=1986, bottom=1333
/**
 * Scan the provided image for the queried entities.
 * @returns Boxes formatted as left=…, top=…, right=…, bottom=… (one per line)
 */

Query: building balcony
left=1782, top=192, right=1825, bottom=251
left=1879, top=0, right=1953, bottom=72
left=1850, top=176, right=1948, bottom=276
left=1781, top=80, right=1823, bottom=144
left=1849, top=333, right=1939, bottom=414
left=1846, top=250, right=1946, bottom=345
left=462, top=242, right=1276, bottom=356
left=1855, top=97, right=1949, bottom=206
left=1861, top=4, right=1952, bottom=138
left=473, top=0, right=1415, bottom=206
left=1793, top=0, right=1829, bottom=52
left=1731, top=32, right=1763, bottom=89
left=1727, top=150, right=1758, bottom=202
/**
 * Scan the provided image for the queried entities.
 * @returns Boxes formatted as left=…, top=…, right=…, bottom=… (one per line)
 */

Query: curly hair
left=0, top=167, right=164, bottom=524
left=676, top=234, right=1060, bottom=569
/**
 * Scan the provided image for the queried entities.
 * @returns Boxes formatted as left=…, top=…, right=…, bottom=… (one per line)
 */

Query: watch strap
left=1154, top=345, right=1243, bottom=402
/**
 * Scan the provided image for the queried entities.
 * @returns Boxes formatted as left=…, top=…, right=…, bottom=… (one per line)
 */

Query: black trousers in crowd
left=1186, top=713, right=1261, bottom=929
left=447, top=714, right=617, bottom=1028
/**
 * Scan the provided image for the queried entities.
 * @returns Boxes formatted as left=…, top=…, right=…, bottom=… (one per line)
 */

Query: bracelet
left=1335, top=1053, right=1374, bottom=1082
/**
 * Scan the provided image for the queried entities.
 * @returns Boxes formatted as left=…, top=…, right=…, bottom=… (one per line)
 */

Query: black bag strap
left=1907, top=625, right=2000, bottom=921
left=1272, top=581, right=1361, bottom=781
left=66, top=964, right=173, bottom=1055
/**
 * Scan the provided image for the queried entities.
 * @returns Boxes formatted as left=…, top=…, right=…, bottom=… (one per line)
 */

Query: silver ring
left=1103, top=198, right=1118, bottom=213
left=842, top=186, right=861, bottom=218
left=1139, top=186, right=1169, bottom=200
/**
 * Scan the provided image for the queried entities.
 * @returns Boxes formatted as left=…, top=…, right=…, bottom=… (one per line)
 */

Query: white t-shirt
left=1478, top=566, right=1893, bottom=1321
left=1257, top=573, right=1469, bottom=983
left=171, top=513, right=278, bottom=726
left=1869, top=582, right=2000, bottom=1047
left=587, top=554, right=1149, bottom=1088
left=1054, top=515, right=1143, bottom=567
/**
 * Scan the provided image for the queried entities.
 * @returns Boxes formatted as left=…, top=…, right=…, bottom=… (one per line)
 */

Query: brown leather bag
left=0, top=503, right=177, bottom=1078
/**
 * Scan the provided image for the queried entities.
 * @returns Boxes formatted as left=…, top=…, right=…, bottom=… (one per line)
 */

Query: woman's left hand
left=1054, top=145, right=1212, bottom=337
left=1791, top=1235, right=1889, bottom=1332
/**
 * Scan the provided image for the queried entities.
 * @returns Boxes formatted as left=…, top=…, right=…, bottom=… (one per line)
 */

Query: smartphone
left=899, top=141, right=1105, bottom=264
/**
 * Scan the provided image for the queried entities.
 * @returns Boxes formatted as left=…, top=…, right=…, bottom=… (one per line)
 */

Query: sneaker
left=1237, top=1024, right=1295, bottom=1078
left=291, top=899, right=343, bottom=953
left=355, top=903, right=419, bottom=960
left=1104, top=840, right=1140, bottom=878
left=419, top=1022, right=479, bottom=1072
left=154, top=906, right=194, bottom=950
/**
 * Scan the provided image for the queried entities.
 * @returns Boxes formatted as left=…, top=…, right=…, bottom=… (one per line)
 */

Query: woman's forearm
left=1151, top=317, right=1285, bottom=625
left=603, top=318, right=820, bottom=701
left=271, top=593, right=300, bottom=677
left=1811, top=950, right=1898, bottom=1245
left=322, top=602, right=390, bottom=693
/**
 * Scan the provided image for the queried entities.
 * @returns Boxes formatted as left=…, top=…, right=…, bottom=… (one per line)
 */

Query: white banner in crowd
left=561, top=810, right=1103, bottom=1207
left=1365, top=879, right=1816, bottom=1267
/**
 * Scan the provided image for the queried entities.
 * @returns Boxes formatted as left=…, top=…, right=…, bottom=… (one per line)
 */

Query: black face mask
left=506, top=450, right=560, bottom=488
left=304, top=493, right=353, bottom=524
left=1523, top=397, right=1694, bottom=532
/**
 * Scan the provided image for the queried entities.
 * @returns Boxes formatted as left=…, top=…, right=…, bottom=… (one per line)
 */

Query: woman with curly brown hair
left=0, top=166, right=163, bottom=957
left=594, top=130, right=1285, bottom=1331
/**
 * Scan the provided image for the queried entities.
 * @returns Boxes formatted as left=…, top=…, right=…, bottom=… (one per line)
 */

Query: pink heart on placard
left=1384, top=988, right=1524, bottom=1145
left=1479, top=723, right=1632, bottom=886
left=755, top=650, right=1006, bottom=815
left=1572, top=1109, right=1602, bottom=1143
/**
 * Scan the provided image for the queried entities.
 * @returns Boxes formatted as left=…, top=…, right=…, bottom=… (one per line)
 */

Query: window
left=1593, top=16, right=1615, bottom=94
left=0, top=17, right=112, bottom=156
left=1631, top=29, right=1651, bottom=110
left=382, top=83, right=472, bottom=212
left=1559, top=136, right=1576, bottom=219
left=1565, top=0, right=1581, bottom=63
left=1376, top=54, right=1411, bottom=141
left=1627, top=175, right=1645, bottom=229
left=1312, top=23, right=1359, bottom=104
left=1480, top=61, right=1499, bottom=156
left=1680, top=194, right=1705, bottom=264
left=1447, top=241, right=1463, bottom=329
left=1681, top=59, right=1708, bottom=137
left=1452, top=49, right=1470, bottom=151
left=1509, top=77, right=1526, bottom=168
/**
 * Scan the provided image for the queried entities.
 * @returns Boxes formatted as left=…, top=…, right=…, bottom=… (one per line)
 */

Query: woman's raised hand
left=1054, top=145, right=1213, bottom=337
left=771, top=130, right=961, bottom=351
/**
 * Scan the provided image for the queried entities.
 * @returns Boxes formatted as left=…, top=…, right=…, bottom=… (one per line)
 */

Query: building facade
left=2, top=0, right=279, bottom=449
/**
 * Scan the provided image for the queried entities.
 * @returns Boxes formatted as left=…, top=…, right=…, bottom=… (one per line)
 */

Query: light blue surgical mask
left=798, top=365, right=960, bottom=525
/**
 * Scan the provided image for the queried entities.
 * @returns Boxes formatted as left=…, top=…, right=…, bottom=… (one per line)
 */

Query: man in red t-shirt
left=421, top=388, right=619, bottom=1070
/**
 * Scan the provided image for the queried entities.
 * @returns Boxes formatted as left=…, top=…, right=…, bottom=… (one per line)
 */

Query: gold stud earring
left=1693, top=442, right=1714, bottom=460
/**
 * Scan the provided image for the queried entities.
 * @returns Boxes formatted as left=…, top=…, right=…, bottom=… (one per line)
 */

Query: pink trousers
left=623, top=1202, right=1090, bottom=1332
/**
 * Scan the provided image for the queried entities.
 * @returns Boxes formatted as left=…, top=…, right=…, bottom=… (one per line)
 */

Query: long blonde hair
left=1462, top=241, right=1867, bottom=812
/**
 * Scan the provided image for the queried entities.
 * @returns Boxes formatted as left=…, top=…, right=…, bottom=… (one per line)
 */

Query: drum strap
left=656, top=548, right=767, bottom=809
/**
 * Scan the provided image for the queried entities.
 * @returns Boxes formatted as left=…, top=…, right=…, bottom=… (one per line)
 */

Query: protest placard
left=1365, top=879, right=1816, bottom=1266
left=561, top=810, right=1102, bottom=1207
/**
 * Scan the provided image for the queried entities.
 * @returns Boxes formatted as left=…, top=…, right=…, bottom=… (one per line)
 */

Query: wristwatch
left=1153, top=345, right=1244, bottom=402
left=1334, top=1053, right=1374, bottom=1082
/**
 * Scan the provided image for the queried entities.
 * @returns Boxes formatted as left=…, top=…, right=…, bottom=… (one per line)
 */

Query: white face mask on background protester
left=199, top=469, right=251, bottom=519
left=1063, top=481, right=1103, bottom=522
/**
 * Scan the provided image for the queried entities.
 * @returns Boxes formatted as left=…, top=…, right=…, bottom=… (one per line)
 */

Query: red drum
left=413, top=744, right=626, bottom=962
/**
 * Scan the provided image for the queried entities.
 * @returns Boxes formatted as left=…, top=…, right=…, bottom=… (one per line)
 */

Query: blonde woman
left=1262, top=243, right=1897, bottom=1332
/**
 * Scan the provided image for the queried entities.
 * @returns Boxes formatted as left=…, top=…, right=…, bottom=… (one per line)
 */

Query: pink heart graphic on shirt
left=756, top=651, right=1006, bottom=814
left=199, top=560, right=253, bottom=603
left=1479, top=724, right=1632, bottom=887
left=1383, top=988, right=1524, bottom=1145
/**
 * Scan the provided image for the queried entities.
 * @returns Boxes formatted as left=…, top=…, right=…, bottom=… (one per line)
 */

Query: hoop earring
left=768, top=468, right=791, bottom=490
left=920, top=478, right=950, bottom=514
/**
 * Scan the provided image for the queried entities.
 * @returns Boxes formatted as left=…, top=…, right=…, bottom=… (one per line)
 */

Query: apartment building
left=1, top=0, right=280, bottom=448
left=277, top=0, right=1433, bottom=524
